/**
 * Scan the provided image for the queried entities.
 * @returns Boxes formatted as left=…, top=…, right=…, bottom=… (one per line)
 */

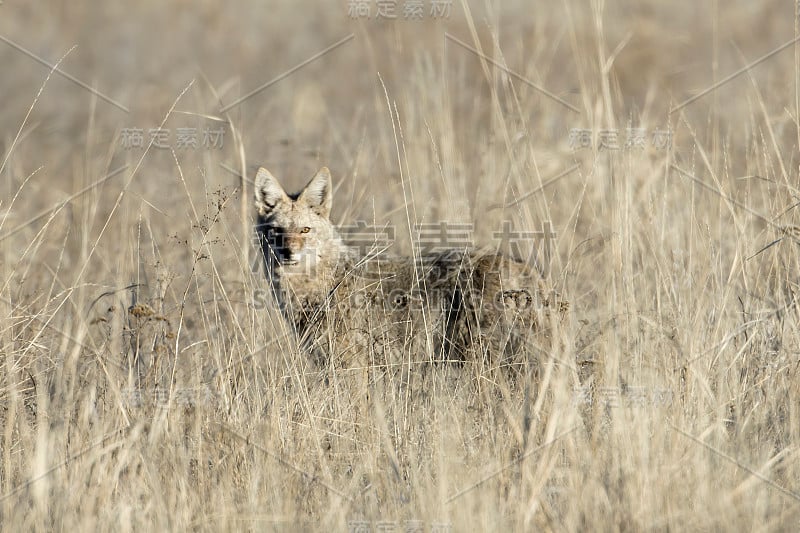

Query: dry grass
left=1, top=0, right=799, bottom=530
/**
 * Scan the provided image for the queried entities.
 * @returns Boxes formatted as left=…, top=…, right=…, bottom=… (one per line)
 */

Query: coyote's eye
left=300, top=227, right=311, bottom=234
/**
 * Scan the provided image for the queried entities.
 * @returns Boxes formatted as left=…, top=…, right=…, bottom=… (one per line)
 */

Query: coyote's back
left=254, top=166, right=568, bottom=371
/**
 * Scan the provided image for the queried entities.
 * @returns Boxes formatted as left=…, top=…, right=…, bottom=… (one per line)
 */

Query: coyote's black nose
left=275, top=244, right=294, bottom=263
left=259, top=227, right=299, bottom=265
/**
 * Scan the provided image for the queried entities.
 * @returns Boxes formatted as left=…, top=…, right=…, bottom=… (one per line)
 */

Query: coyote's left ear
left=299, top=167, right=332, bottom=218
left=254, top=166, right=289, bottom=216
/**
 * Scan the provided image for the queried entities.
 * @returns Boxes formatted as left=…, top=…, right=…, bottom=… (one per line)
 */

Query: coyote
left=254, top=166, right=567, bottom=371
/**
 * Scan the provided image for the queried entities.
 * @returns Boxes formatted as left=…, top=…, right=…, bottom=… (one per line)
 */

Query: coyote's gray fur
left=254, top=166, right=568, bottom=370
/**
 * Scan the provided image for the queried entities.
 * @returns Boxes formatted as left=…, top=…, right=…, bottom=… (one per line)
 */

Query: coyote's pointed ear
left=299, top=167, right=332, bottom=218
left=254, top=167, right=288, bottom=215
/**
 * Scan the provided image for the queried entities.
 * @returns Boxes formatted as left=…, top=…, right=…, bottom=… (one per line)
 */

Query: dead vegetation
left=0, top=0, right=799, bottom=530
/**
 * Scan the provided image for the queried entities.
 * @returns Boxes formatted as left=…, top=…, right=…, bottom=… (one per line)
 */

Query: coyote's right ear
left=254, top=167, right=288, bottom=215
left=298, top=167, right=332, bottom=218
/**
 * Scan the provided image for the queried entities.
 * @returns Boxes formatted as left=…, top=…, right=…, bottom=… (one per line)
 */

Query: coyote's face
left=254, top=166, right=344, bottom=276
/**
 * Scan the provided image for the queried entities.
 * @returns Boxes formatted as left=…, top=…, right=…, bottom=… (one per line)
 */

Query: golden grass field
left=1, top=0, right=799, bottom=530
